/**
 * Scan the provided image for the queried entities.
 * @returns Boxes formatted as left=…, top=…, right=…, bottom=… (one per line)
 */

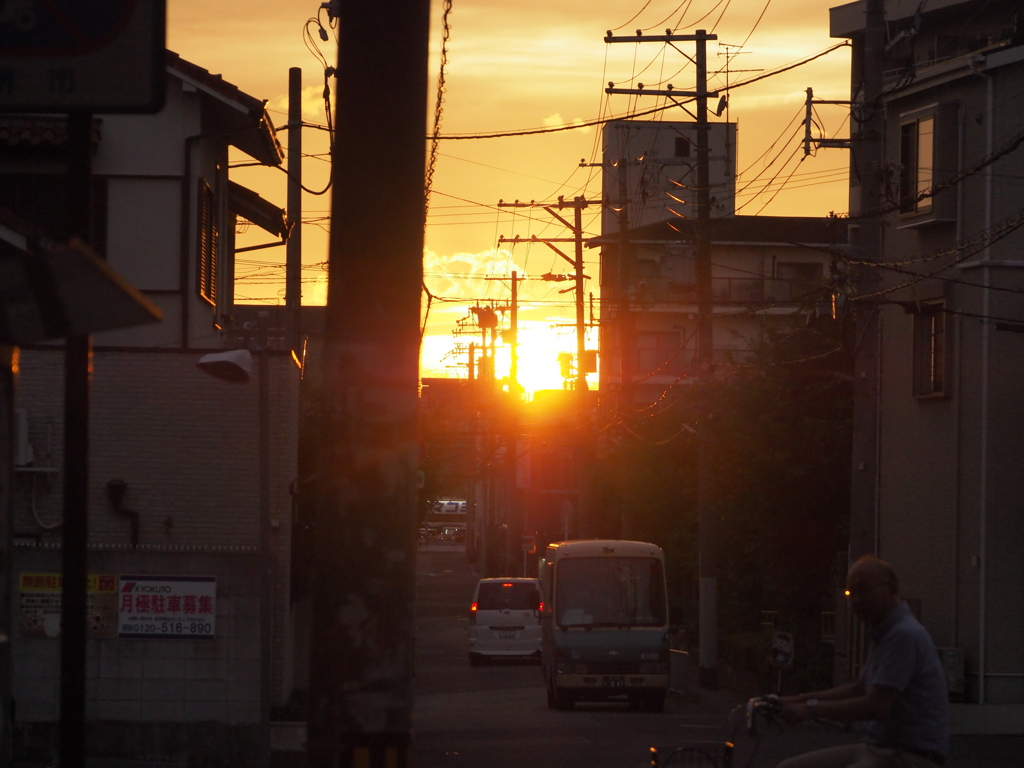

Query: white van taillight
left=469, top=601, right=477, bottom=625
left=538, top=601, right=545, bottom=613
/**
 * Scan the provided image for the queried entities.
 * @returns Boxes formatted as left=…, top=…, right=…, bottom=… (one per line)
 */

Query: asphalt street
left=412, top=546, right=1024, bottom=768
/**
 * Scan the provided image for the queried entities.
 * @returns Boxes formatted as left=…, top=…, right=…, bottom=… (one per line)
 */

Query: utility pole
left=849, top=0, right=885, bottom=560
left=510, top=271, right=521, bottom=392
left=286, top=67, right=302, bottom=352
left=307, top=2, right=429, bottom=767
left=497, top=197, right=591, bottom=395
left=803, top=87, right=852, bottom=156
left=498, top=198, right=592, bottom=534
left=605, top=28, right=720, bottom=689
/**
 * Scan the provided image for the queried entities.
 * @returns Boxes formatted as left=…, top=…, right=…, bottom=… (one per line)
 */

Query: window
left=913, top=302, right=946, bottom=396
left=900, top=114, right=935, bottom=215
left=674, top=136, right=691, bottom=158
left=556, top=557, right=666, bottom=627
left=635, top=330, right=687, bottom=377
left=476, top=581, right=540, bottom=612
left=773, top=261, right=824, bottom=302
left=197, top=179, right=219, bottom=304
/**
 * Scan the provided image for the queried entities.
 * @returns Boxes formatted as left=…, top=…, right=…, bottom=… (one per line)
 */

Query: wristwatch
left=806, top=698, right=820, bottom=720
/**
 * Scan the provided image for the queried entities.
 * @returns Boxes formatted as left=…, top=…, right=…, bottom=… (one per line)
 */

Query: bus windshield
left=555, top=556, right=666, bottom=627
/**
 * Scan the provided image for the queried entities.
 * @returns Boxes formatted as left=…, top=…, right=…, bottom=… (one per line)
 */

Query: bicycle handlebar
left=745, top=694, right=782, bottom=735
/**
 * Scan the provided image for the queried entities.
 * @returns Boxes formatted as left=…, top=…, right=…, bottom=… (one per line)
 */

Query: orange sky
left=169, top=1, right=852, bottom=395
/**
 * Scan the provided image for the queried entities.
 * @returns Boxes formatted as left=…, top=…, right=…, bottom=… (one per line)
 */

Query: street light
left=197, top=311, right=272, bottom=768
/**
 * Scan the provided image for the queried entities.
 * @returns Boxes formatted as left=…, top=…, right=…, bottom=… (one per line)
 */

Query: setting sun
left=496, top=322, right=597, bottom=397
left=420, top=316, right=597, bottom=399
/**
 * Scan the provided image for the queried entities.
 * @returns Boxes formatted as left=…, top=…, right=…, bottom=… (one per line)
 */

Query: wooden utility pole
left=605, top=28, right=719, bottom=689
left=307, top=2, right=429, bottom=766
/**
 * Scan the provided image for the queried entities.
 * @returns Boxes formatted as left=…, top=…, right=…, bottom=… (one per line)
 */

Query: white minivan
left=467, top=577, right=542, bottom=665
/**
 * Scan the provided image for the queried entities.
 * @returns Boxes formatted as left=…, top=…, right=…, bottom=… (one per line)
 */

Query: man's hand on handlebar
left=745, top=695, right=782, bottom=734
left=777, top=697, right=813, bottom=725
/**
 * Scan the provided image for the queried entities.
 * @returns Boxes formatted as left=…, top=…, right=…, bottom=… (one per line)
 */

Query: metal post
left=60, top=109, right=93, bottom=768
left=257, top=312, right=272, bottom=768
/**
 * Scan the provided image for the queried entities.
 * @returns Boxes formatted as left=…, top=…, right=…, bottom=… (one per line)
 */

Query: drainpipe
left=969, top=57, right=994, bottom=705
left=106, top=478, right=139, bottom=548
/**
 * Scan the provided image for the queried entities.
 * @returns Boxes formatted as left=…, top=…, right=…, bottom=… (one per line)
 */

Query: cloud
left=266, top=85, right=336, bottom=125
left=542, top=114, right=594, bottom=134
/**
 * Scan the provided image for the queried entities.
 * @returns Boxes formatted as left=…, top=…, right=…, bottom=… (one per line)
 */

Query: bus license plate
left=603, top=675, right=625, bottom=688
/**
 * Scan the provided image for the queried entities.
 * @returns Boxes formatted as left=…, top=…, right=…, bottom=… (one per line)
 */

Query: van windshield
left=477, top=582, right=540, bottom=611
left=555, top=557, right=666, bottom=627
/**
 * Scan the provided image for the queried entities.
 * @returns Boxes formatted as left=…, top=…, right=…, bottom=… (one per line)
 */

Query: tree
left=593, top=313, right=853, bottom=687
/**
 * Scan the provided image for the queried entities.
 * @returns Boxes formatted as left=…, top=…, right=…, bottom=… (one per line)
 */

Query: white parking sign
left=118, top=575, right=216, bottom=639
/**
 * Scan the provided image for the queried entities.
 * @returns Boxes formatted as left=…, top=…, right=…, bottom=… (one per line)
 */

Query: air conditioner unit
left=14, top=408, right=34, bottom=467
left=938, top=647, right=965, bottom=700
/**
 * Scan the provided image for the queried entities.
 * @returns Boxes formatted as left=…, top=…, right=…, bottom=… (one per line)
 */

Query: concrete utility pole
left=307, top=2, right=429, bottom=767
left=497, top=197, right=591, bottom=395
left=605, top=28, right=719, bottom=689
left=510, top=271, right=521, bottom=391
left=849, top=0, right=885, bottom=557
left=498, top=199, right=592, bottom=533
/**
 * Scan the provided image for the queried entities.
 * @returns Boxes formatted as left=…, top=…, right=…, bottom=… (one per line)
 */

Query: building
left=596, top=119, right=845, bottom=409
left=831, top=0, right=1024, bottom=721
left=2, top=52, right=299, bottom=763
left=597, top=214, right=845, bottom=408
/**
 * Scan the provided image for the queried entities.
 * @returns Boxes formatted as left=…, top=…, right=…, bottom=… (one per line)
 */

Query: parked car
left=438, top=526, right=465, bottom=542
left=467, top=577, right=542, bottom=666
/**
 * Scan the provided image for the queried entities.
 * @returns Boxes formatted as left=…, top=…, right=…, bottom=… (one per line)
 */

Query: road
left=411, top=547, right=857, bottom=768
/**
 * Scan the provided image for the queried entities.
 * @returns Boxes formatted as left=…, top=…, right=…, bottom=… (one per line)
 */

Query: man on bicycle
left=777, top=555, right=949, bottom=767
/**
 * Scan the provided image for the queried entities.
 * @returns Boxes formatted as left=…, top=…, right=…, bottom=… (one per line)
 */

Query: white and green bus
left=539, top=539, right=670, bottom=711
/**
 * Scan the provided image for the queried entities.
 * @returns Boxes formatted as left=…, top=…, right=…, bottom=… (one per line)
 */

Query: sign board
left=18, top=572, right=118, bottom=639
left=769, top=630, right=795, bottom=669
left=118, top=575, right=216, bottom=638
left=0, top=0, right=166, bottom=113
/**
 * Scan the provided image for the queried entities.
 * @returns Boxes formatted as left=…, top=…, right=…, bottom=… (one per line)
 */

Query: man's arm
left=782, top=680, right=864, bottom=706
left=781, top=683, right=899, bottom=724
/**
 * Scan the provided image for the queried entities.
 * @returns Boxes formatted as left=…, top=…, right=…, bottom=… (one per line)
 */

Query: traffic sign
left=0, top=0, right=165, bottom=113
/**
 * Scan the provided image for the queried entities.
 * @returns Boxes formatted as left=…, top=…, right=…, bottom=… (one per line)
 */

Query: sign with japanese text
left=18, top=572, right=118, bottom=639
left=118, top=575, right=216, bottom=639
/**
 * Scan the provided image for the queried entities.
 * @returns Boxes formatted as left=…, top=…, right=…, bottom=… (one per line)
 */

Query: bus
left=539, top=540, right=670, bottom=711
